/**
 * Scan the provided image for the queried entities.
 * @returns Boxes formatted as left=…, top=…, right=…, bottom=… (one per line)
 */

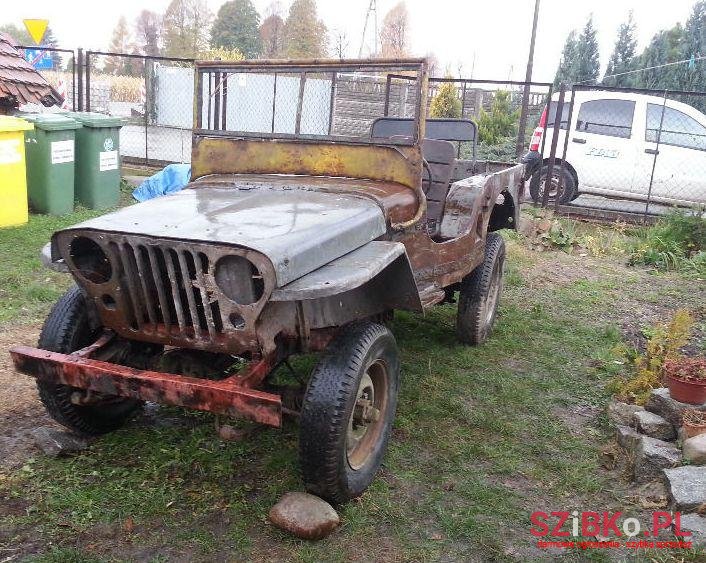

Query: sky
left=1, top=0, right=699, bottom=82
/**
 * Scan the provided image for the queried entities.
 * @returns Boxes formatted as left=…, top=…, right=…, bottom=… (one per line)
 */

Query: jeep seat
left=421, top=138, right=456, bottom=237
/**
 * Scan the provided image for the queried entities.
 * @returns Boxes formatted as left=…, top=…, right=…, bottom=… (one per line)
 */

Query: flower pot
left=665, top=372, right=706, bottom=405
left=683, top=419, right=706, bottom=440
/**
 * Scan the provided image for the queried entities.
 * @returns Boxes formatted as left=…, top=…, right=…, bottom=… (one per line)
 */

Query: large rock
left=645, top=388, right=706, bottom=429
left=633, top=436, right=682, bottom=483
left=664, top=466, right=706, bottom=511
left=268, top=492, right=340, bottom=540
left=608, top=401, right=645, bottom=426
left=31, top=427, right=88, bottom=457
left=632, top=410, right=676, bottom=441
left=673, top=513, right=706, bottom=548
left=616, top=425, right=642, bottom=452
left=684, top=434, right=706, bottom=465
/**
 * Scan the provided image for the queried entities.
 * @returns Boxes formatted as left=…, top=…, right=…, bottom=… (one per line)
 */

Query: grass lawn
left=1, top=203, right=705, bottom=561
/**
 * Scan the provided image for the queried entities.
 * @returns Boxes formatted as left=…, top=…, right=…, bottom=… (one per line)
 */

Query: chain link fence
left=529, top=84, right=706, bottom=220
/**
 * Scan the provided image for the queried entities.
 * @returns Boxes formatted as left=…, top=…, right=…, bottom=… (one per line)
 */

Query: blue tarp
left=132, top=164, right=191, bottom=202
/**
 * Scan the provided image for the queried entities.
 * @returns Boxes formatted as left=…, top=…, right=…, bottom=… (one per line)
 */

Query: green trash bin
left=22, top=114, right=82, bottom=215
left=65, top=112, right=123, bottom=210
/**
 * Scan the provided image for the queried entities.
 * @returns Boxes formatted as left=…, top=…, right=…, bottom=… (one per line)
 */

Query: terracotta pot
left=683, top=419, right=706, bottom=439
left=665, top=372, right=706, bottom=405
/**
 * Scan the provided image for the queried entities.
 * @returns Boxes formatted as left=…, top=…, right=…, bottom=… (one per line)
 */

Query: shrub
left=609, top=309, right=695, bottom=404
left=429, top=81, right=461, bottom=119
left=477, top=91, right=519, bottom=146
left=629, top=211, right=706, bottom=275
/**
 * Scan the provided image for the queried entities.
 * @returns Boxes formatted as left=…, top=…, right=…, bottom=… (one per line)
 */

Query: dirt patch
left=0, top=323, right=55, bottom=470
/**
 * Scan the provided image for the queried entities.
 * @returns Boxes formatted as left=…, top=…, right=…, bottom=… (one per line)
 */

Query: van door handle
left=645, top=148, right=659, bottom=155
left=572, top=138, right=586, bottom=144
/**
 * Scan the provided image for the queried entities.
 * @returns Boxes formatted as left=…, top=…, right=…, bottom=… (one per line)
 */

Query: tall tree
left=635, top=25, right=685, bottom=89
left=553, top=30, right=579, bottom=87
left=134, top=10, right=162, bottom=56
left=680, top=0, right=706, bottom=90
left=603, top=12, right=637, bottom=87
left=380, top=2, right=409, bottom=58
left=211, top=0, right=261, bottom=58
left=282, top=0, right=327, bottom=58
left=260, top=13, right=284, bottom=57
left=575, top=15, right=600, bottom=85
left=105, top=17, right=132, bottom=74
left=162, top=0, right=212, bottom=58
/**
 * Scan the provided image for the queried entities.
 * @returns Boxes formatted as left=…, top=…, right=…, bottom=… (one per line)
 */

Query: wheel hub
left=346, top=361, right=388, bottom=470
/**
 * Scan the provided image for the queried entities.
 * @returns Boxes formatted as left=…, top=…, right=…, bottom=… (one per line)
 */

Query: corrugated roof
left=0, top=32, right=62, bottom=108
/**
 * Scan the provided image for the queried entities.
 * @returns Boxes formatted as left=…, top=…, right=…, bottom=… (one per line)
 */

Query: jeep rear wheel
left=456, top=232, right=505, bottom=345
left=36, top=286, right=142, bottom=436
left=299, top=321, right=400, bottom=504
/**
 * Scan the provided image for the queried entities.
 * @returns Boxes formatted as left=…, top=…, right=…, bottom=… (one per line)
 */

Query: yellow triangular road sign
left=23, top=19, right=49, bottom=45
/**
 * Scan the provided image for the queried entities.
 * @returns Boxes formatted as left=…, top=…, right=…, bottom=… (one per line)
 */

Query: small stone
left=684, top=434, right=706, bottom=465
left=633, top=436, right=682, bottom=483
left=269, top=492, right=340, bottom=540
left=645, top=388, right=706, bottom=429
left=608, top=401, right=644, bottom=426
left=664, top=466, right=706, bottom=512
left=673, top=513, right=706, bottom=548
left=31, top=427, right=88, bottom=457
left=632, top=410, right=676, bottom=441
left=616, top=425, right=642, bottom=452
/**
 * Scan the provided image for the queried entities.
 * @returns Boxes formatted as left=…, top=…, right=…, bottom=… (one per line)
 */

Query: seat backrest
left=422, top=138, right=456, bottom=237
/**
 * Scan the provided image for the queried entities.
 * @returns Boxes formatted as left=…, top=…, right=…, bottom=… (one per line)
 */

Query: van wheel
left=299, top=321, right=400, bottom=504
left=529, top=165, right=576, bottom=204
left=456, top=233, right=505, bottom=345
left=36, top=286, right=142, bottom=436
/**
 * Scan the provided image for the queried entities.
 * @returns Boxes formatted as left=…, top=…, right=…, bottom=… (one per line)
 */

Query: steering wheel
left=422, top=158, right=432, bottom=194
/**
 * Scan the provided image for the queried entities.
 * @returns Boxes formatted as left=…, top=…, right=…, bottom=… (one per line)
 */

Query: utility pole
left=515, top=0, right=541, bottom=158
left=359, top=0, right=378, bottom=58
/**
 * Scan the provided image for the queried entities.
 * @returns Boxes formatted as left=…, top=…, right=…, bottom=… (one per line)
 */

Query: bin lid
left=21, top=113, right=82, bottom=131
left=63, top=112, right=123, bottom=128
left=0, top=115, right=34, bottom=132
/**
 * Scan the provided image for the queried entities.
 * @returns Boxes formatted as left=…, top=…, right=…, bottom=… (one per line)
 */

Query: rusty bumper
left=10, top=346, right=282, bottom=427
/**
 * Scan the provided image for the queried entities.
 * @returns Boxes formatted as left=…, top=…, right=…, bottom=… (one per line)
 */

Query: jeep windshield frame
left=193, top=58, right=428, bottom=146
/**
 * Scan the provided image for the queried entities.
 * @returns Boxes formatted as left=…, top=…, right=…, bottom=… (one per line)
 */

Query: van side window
left=547, top=101, right=571, bottom=130
left=575, top=99, right=635, bottom=138
left=646, top=103, right=706, bottom=151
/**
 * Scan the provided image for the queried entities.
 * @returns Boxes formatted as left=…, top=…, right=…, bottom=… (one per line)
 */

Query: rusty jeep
left=10, top=59, right=523, bottom=503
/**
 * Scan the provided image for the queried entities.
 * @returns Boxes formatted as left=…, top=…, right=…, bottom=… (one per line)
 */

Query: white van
left=522, top=90, right=706, bottom=207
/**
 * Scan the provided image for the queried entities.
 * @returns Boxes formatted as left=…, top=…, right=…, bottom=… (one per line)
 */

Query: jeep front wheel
left=299, top=321, right=400, bottom=504
left=36, top=286, right=142, bottom=436
left=456, top=232, right=505, bottom=345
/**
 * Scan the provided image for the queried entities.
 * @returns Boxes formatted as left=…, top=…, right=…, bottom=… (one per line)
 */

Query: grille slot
left=116, top=241, right=222, bottom=341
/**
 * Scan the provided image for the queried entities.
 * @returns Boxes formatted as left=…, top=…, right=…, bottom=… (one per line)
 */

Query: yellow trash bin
left=0, top=116, right=34, bottom=228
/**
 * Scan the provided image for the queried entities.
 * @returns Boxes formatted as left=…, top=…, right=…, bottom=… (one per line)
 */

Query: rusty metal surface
left=57, top=184, right=387, bottom=288
left=271, top=241, right=408, bottom=301
left=53, top=230, right=275, bottom=354
left=10, top=345, right=282, bottom=427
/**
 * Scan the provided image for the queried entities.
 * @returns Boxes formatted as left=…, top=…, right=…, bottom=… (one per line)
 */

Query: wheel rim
left=346, top=359, right=389, bottom=470
left=484, top=258, right=503, bottom=325
left=538, top=172, right=562, bottom=199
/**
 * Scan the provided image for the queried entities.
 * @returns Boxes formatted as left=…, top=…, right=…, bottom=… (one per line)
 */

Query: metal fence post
left=645, top=91, right=668, bottom=220
left=77, top=48, right=84, bottom=111
left=541, top=83, right=565, bottom=208
left=143, top=57, right=149, bottom=165
left=85, top=51, right=91, bottom=112
left=554, top=85, right=576, bottom=210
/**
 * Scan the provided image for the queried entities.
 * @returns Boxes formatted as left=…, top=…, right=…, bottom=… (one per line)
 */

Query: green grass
left=1, top=208, right=705, bottom=560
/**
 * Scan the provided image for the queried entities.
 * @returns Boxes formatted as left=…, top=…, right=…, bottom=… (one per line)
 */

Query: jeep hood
left=57, top=184, right=387, bottom=287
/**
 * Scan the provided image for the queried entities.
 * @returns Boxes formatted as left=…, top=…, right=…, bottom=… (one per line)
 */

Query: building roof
left=0, top=32, right=62, bottom=108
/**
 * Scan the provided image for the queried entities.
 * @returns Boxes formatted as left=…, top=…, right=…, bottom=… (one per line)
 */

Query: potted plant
left=682, top=409, right=706, bottom=439
left=664, top=357, right=706, bottom=405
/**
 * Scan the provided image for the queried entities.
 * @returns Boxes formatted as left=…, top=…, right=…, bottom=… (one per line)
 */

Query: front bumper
left=10, top=345, right=282, bottom=427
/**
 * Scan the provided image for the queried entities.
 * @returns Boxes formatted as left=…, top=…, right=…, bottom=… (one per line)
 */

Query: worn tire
left=36, top=286, right=141, bottom=436
left=529, top=165, right=576, bottom=204
left=299, top=321, right=400, bottom=504
left=456, top=232, right=505, bottom=345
